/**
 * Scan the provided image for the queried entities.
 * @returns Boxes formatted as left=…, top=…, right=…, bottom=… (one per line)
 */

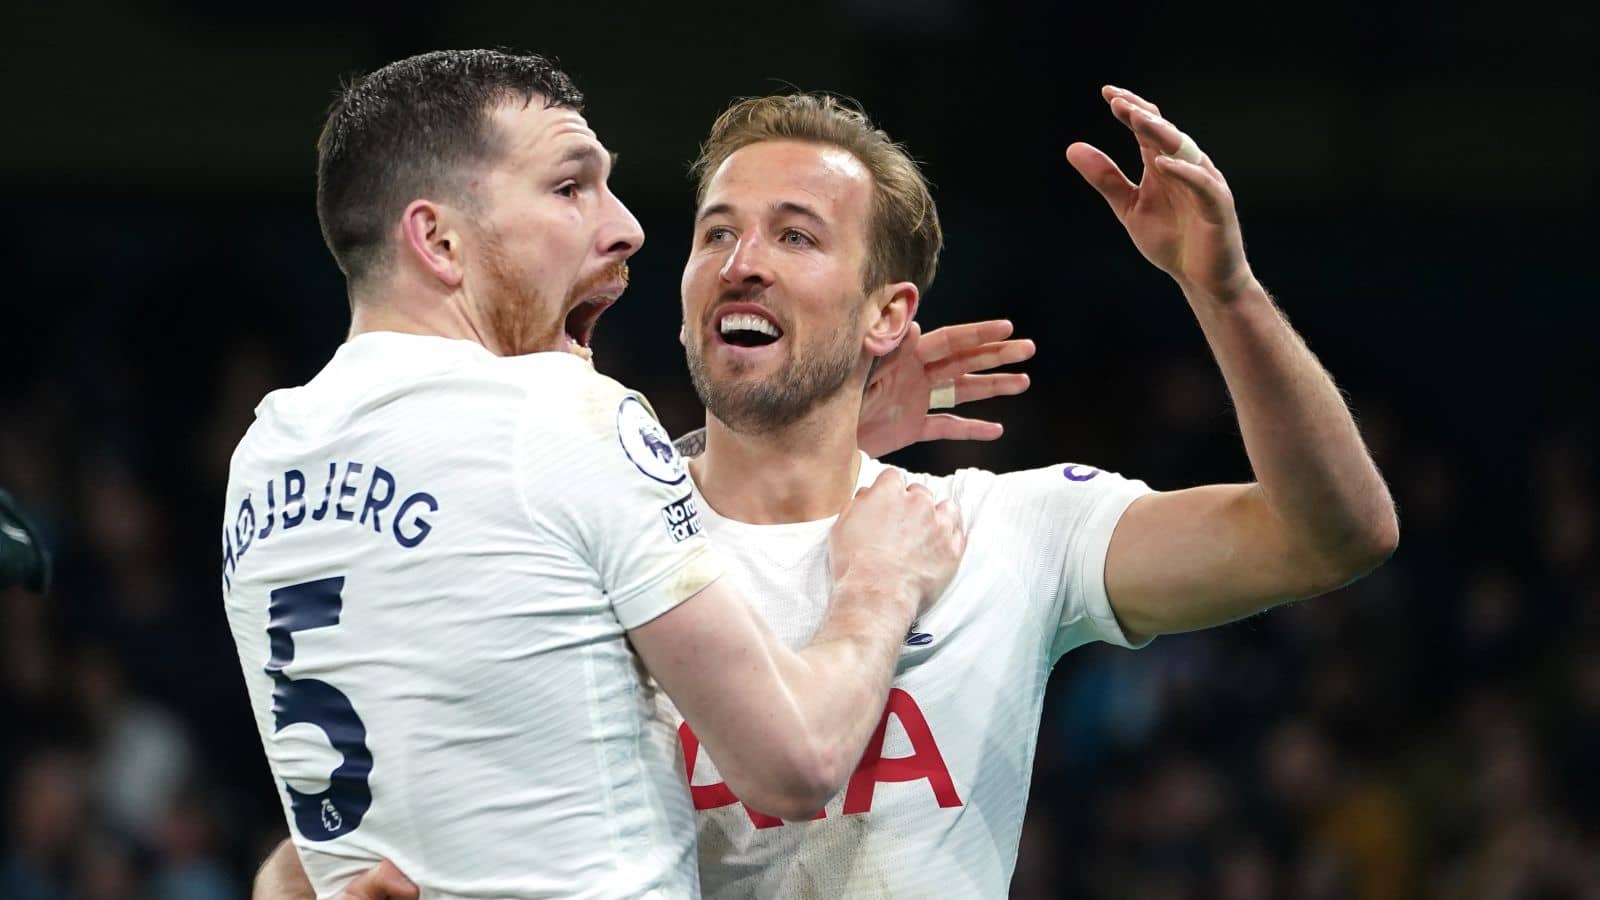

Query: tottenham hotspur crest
left=617, top=397, right=687, bottom=485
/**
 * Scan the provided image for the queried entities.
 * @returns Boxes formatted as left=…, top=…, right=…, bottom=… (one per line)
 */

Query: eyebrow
left=696, top=200, right=827, bottom=227
left=558, top=144, right=618, bottom=172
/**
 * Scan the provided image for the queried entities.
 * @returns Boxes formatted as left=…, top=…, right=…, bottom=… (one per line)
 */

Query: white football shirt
left=675, top=453, right=1151, bottom=899
left=221, top=333, right=721, bottom=900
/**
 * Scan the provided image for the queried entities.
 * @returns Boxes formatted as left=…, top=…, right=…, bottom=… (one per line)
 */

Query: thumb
left=1065, top=143, right=1136, bottom=217
left=342, top=860, right=418, bottom=900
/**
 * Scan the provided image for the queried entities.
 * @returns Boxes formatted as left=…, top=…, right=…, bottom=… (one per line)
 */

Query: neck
left=690, top=385, right=865, bottom=525
left=348, top=280, right=499, bottom=353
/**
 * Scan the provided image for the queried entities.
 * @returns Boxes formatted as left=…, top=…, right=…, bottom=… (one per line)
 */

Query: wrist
left=833, top=565, right=919, bottom=624
left=1178, top=270, right=1263, bottom=309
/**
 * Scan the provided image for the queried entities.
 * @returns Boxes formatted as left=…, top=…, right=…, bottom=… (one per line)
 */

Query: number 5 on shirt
left=266, top=576, right=373, bottom=841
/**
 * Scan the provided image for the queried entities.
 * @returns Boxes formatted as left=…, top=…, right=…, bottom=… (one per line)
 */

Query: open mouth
left=564, top=294, right=618, bottom=359
left=715, top=306, right=784, bottom=349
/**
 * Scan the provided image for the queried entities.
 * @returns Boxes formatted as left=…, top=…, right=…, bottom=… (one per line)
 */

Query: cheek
left=680, top=256, right=717, bottom=316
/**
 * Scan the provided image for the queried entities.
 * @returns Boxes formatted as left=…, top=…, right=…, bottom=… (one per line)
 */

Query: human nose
left=601, top=192, right=645, bottom=257
left=718, top=232, right=772, bottom=288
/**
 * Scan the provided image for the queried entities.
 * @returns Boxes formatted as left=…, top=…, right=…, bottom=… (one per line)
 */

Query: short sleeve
left=516, top=378, right=723, bottom=630
left=971, top=463, right=1154, bottom=659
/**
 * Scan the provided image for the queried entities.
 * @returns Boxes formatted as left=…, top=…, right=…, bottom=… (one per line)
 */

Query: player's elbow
left=732, top=736, right=842, bottom=821
left=1305, top=507, right=1400, bottom=593
left=740, top=786, right=832, bottom=823
left=1363, top=507, right=1401, bottom=567
left=1341, top=504, right=1400, bottom=576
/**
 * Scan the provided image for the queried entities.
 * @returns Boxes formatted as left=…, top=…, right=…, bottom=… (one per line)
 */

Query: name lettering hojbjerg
left=222, top=460, right=439, bottom=591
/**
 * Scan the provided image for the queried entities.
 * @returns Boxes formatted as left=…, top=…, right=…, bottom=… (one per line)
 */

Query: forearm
left=781, top=573, right=917, bottom=782
left=720, top=574, right=915, bottom=817
left=633, top=574, right=918, bottom=821
left=1188, top=278, right=1397, bottom=563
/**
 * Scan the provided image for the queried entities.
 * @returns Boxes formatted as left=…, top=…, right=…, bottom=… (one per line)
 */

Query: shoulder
left=864, top=456, right=1150, bottom=526
left=505, top=359, right=687, bottom=488
left=495, top=356, right=644, bottom=423
left=864, top=457, right=969, bottom=501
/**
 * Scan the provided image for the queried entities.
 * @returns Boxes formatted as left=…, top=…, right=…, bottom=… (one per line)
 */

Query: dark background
left=3, top=1, right=1596, bottom=897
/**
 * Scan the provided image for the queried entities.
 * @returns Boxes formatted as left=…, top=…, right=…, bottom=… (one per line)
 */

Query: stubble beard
left=686, top=321, right=861, bottom=435
left=481, top=232, right=551, bottom=357
left=479, top=234, right=630, bottom=358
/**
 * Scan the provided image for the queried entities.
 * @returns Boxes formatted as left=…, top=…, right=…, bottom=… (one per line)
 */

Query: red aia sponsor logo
left=678, top=688, right=963, bottom=829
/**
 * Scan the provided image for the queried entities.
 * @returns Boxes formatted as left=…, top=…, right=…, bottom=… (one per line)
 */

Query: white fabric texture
left=678, top=453, right=1152, bottom=899
left=222, top=334, right=719, bottom=899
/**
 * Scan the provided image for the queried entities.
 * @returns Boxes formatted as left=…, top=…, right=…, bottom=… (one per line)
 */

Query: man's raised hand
left=1065, top=85, right=1253, bottom=302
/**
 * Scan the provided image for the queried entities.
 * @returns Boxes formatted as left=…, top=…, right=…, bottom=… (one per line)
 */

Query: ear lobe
left=401, top=199, right=464, bottom=287
left=678, top=322, right=688, bottom=347
left=861, top=282, right=920, bottom=359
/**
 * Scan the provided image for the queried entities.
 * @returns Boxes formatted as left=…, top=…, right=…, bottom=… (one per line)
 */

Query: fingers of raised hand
left=1151, top=155, right=1231, bottom=220
left=954, top=372, right=1031, bottom=404
left=919, top=414, right=1004, bottom=443
left=915, top=319, right=1015, bottom=363
left=1066, top=142, right=1136, bottom=213
left=1113, top=100, right=1184, bottom=153
left=1102, top=84, right=1161, bottom=118
left=1110, top=97, right=1215, bottom=174
left=924, top=339, right=1036, bottom=383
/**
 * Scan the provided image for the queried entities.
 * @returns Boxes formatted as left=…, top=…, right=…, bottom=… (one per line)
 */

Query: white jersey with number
left=675, top=453, right=1151, bottom=899
left=220, top=333, right=722, bottom=900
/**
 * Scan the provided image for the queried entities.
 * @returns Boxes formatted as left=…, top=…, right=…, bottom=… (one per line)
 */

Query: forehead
left=489, top=100, right=605, bottom=168
left=702, top=140, right=873, bottom=227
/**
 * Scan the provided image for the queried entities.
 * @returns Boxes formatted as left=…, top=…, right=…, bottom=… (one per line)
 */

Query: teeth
left=566, top=335, right=593, bottom=362
left=719, top=314, right=779, bottom=338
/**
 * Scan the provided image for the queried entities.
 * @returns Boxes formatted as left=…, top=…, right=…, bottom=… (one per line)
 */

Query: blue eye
left=782, top=229, right=813, bottom=247
left=706, top=227, right=732, bottom=243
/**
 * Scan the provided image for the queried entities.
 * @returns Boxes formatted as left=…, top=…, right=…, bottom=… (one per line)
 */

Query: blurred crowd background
left=2, top=1, right=1595, bottom=898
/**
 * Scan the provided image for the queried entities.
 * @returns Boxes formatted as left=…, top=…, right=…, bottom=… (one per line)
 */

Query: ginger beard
left=480, top=228, right=628, bottom=358
left=685, top=295, right=863, bottom=434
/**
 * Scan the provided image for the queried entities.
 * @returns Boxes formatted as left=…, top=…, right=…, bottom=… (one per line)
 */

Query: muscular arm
left=1068, top=86, right=1397, bottom=644
left=1105, top=286, right=1396, bottom=643
left=630, top=470, right=963, bottom=820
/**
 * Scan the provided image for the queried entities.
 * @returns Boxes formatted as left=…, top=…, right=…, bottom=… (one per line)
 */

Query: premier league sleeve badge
left=616, top=396, right=688, bottom=485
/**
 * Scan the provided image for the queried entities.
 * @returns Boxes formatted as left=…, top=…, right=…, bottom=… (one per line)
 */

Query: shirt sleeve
left=517, top=377, right=723, bottom=630
left=974, top=462, right=1154, bottom=659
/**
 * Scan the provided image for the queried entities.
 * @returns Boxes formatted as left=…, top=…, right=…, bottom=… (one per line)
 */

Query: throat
left=693, top=415, right=864, bottom=525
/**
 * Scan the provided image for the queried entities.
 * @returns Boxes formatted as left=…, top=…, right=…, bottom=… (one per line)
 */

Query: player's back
left=221, top=333, right=699, bottom=899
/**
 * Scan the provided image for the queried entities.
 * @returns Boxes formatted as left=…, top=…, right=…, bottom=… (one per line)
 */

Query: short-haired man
left=669, top=88, right=1392, bottom=897
left=222, top=51, right=967, bottom=899
left=259, top=85, right=1397, bottom=898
